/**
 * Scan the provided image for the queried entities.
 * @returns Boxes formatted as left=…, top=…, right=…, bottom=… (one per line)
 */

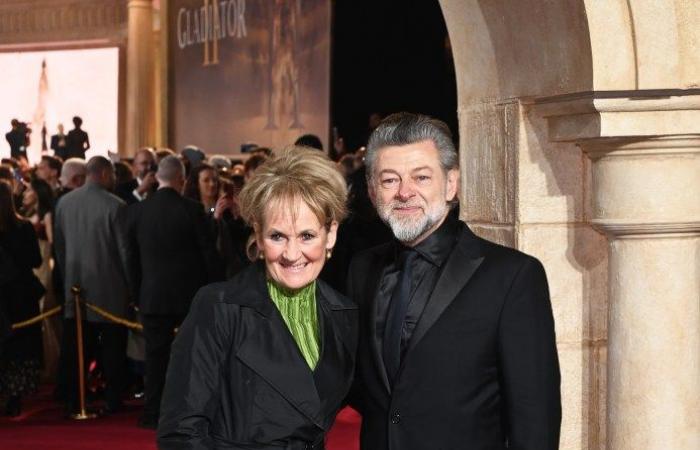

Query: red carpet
left=0, top=386, right=360, bottom=449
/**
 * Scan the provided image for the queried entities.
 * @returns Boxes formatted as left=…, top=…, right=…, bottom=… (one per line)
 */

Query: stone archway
left=439, top=1, right=700, bottom=449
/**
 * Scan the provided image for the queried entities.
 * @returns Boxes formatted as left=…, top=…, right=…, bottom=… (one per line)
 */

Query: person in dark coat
left=65, top=116, right=90, bottom=160
left=0, top=180, right=45, bottom=416
left=348, top=113, right=561, bottom=450
left=5, top=119, right=28, bottom=161
left=124, top=156, right=222, bottom=428
left=50, top=123, right=69, bottom=161
left=116, top=147, right=158, bottom=205
left=158, top=147, right=357, bottom=449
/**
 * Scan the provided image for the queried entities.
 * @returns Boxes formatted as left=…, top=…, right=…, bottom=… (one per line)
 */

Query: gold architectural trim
left=0, top=0, right=127, bottom=45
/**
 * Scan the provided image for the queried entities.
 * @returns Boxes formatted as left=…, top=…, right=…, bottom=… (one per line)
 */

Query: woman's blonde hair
left=239, top=146, right=348, bottom=231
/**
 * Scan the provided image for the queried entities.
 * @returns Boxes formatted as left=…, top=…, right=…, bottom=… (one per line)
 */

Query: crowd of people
left=2, top=112, right=562, bottom=450
left=0, top=122, right=389, bottom=428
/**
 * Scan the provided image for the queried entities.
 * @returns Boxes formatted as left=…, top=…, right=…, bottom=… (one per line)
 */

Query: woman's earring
left=326, top=249, right=332, bottom=260
left=258, top=252, right=265, bottom=260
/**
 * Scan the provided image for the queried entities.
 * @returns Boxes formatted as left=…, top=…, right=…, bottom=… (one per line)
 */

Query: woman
left=184, top=163, right=220, bottom=215
left=158, top=147, right=357, bottom=449
left=20, top=178, right=60, bottom=380
left=0, top=181, right=45, bottom=416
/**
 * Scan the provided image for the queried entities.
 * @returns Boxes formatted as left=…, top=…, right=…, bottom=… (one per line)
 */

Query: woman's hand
left=213, top=195, right=233, bottom=220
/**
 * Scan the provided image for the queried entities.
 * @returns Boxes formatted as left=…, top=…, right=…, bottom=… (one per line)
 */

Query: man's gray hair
left=365, top=112, right=458, bottom=180
left=60, top=158, right=86, bottom=185
left=157, top=155, right=185, bottom=183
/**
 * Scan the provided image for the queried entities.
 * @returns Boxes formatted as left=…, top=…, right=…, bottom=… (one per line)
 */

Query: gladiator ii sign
left=168, top=0, right=330, bottom=153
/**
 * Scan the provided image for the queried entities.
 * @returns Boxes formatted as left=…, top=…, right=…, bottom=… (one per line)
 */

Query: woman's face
left=198, top=169, right=219, bottom=200
left=256, top=199, right=338, bottom=291
left=22, top=186, right=37, bottom=208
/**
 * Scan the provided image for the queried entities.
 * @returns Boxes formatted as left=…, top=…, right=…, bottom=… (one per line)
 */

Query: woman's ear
left=326, top=220, right=339, bottom=249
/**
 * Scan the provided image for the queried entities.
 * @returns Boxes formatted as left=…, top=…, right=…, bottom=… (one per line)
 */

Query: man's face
left=134, top=152, right=155, bottom=179
left=369, top=140, right=459, bottom=246
left=37, top=160, right=57, bottom=183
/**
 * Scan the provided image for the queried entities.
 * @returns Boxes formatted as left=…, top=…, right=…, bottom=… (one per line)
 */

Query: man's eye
left=381, top=178, right=399, bottom=187
left=416, top=175, right=431, bottom=183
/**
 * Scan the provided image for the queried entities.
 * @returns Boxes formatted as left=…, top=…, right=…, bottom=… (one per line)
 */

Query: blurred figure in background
left=116, top=148, right=157, bottom=205
left=125, top=156, right=222, bottom=429
left=20, top=178, right=60, bottom=381
left=36, top=156, right=62, bottom=193
left=0, top=180, right=45, bottom=416
left=50, top=124, right=68, bottom=161
left=54, top=156, right=130, bottom=414
left=184, top=163, right=219, bottom=215
left=56, top=158, right=86, bottom=201
left=65, top=116, right=90, bottom=160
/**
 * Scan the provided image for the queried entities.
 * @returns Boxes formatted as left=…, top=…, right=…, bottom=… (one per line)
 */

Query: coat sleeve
left=498, top=257, right=561, bottom=449
left=157, top=287, right=232, bottom=449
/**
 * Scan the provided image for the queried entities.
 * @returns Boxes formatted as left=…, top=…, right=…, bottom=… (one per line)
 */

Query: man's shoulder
left=461, top=226, right=542, bottom=274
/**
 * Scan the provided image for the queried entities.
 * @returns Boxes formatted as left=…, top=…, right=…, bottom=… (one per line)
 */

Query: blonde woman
left=159, top=147, right=357, bottom=449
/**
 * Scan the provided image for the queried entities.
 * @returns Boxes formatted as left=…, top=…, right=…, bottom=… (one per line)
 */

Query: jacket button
left=391, top=412, right=401, bottom=424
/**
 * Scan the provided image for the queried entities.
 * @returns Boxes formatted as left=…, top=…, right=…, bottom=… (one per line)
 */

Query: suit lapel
left=405, top=226, right=485, bottom=356
left=366, top=248, right=394, bottom=393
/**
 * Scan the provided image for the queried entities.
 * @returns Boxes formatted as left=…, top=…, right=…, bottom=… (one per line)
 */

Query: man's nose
left=396, top=179, right=416, bottom=200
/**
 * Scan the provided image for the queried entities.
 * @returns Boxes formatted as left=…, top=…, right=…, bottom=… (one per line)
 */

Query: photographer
left=116, top=147, right=158, bottom=204
left=5, top=119, right=29, bottom=162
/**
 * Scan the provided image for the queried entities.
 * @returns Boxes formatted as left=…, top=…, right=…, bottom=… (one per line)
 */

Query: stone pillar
left=125, top=0, right=154, bottom=157
left=579, top=136, right=700, bottom=449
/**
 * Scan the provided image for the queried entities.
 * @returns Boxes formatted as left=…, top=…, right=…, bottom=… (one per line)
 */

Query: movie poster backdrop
left=168, top=0, right=330, bottom=154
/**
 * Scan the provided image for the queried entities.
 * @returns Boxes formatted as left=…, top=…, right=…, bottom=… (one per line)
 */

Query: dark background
left=331, top=0, right=457, bottom=152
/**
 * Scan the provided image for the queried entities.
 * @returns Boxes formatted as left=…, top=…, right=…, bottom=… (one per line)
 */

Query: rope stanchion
left=82, top=302, right=143, bottom=331
left=70, top=285, right=98, bottom=420
left=11, top=305, right=62, bottom=330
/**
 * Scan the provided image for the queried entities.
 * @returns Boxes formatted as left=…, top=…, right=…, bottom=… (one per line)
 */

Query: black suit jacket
left=125, top=188, right=222, bottom=315
left=348, top=221, right=561, bottom=450
left=50, top=134, right=68, bottom=160
left=157, top=263, right=359, bottom=449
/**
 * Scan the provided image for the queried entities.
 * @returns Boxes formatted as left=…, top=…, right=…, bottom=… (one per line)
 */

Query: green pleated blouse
left=266, top=280, right=320, bottom=370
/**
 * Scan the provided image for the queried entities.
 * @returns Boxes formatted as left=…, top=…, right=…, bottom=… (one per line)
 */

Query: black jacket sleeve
left=498, top=257, right=561, bottom=449
left=157, top=288, right=232, bottom=449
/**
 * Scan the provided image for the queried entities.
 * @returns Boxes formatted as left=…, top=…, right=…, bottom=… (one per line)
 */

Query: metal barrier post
left=70, top=285, right=97, bottom=420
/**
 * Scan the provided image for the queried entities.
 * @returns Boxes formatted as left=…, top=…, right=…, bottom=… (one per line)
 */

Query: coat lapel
left=232, top=266, right=323, bottom=428
left=313, top=282, right=357, bottom=417
left=405, top=225, right=485, bottom=356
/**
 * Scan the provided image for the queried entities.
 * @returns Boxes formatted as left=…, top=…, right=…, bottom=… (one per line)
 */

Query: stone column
left=535, top=91, right=700, bottom=449
left=579, top=136, right=700, bottom=449
left=125, top=0, right=154, bottom=157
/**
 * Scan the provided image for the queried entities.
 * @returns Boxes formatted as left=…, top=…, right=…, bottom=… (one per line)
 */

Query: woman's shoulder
left=195, top=264, right=270, bottom=309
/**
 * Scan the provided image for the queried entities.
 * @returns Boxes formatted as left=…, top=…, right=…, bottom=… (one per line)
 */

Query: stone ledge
left=591, top=220, right=700, bottom=238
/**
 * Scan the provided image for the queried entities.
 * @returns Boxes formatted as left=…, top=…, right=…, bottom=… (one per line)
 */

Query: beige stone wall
left=441, top=0, right=700, bottom=448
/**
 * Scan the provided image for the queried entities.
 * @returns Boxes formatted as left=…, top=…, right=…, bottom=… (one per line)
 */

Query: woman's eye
left=301, top=232, right=316, bottom=241
left=269, top=233, right=283, bottom=241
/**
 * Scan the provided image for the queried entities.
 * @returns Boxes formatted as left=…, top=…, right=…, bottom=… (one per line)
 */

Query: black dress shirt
left=376, top=208, right=460, bottom=360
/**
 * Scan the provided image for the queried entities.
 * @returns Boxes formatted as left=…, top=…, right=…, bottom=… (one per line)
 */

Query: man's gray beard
left=377, top=200, right=448, bottom=243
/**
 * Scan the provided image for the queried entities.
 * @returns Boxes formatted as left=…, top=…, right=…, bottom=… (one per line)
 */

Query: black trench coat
left=157, top=263, right=358, bottom=450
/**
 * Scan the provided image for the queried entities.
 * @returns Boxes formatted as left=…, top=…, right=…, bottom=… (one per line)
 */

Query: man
left=125, top=156, right=221, bottom=428
left=348, top=113, right=561, bottom=449
left=116, top=147, right=157, bottom=204
left=36, top=155, right=62, bottom=192
left=54, top=156, right=130, bottom=414
left=56, top=158, right=87, bottom=200
left=65, top=116, right=90, bottom=159
left=50, top=123, right=69, bottom=160
left=5, top=119, right=27, bottom=161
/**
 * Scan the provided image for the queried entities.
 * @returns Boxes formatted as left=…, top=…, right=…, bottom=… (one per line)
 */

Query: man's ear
left=445, top=168, right=459, bottom=201
left=367, top=178, right=377, bottom=206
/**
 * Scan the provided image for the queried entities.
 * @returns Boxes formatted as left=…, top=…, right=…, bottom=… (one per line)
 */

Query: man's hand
left=137, top=172, right=157, bottom=196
